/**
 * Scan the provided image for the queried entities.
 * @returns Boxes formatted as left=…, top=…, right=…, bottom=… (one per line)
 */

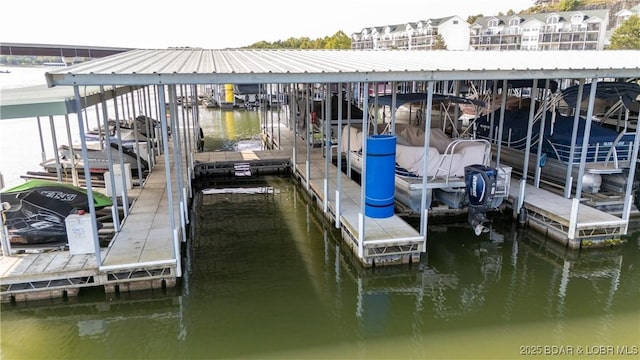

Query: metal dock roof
left=5, top=48, right=637, bottom=120
left=45, top=48, right=640, bottom=86
left=0, top=84, right=144, bottom=120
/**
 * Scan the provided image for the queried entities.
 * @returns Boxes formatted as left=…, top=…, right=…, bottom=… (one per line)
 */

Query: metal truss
left=526, top=209, right=624, bottom=242
left=103, top=266, right=175, bottom=284
left=1, top=276, right=95, bottom=295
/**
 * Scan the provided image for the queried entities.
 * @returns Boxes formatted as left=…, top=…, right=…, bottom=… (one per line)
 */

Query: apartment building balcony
left=541, top=42, right=598, bottom=50
left=585, top=34, right=599, bottom=42
left=501, top=28, right=522, bottom=35
left=471, top=44, right=518, bottom=51
left=412, top=44, right=436, bottom=50
left=539, top=40, right=599, bottom=50
left=413, top=34, right=436, bottom=42
left=500, top=44, right=521, bottom=50
left=351, top=41, right=374, bottom=50
left=540, top=32, right=599, bottom=43
left=411, top=36, right=435, bottom=48
left=586, top=24, right=600, bottom=31
left=473, top=35, right=521, bottom=45
left=371, top=38, right=393, bottom=49
left=410, top=42, right=434, bottom=49
left=541, top=26, right=600, bottom=34
left=477, top=29, right=496, bottom=36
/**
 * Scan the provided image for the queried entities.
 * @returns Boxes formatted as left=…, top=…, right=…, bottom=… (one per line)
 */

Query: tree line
left=245, top=31, right=351, bottom=49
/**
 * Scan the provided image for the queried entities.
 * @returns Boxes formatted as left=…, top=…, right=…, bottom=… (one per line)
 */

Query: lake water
left=1, top=67, right=639, bottom=359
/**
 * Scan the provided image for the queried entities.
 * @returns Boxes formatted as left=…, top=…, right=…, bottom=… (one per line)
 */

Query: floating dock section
left=268, top=123, right=426, bottom=266
left=1, top=154, right=181, bottom=302
left=294, top=149, right=424, bottom=266
left=507, top=179, right=628, bottom=249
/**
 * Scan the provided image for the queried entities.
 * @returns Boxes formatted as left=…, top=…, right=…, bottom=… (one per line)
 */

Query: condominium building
left=470, top=10, right=610, bottom=50
left=351, top=4, right=638, bottom=52
left=350, top=16, right=470, bottom=51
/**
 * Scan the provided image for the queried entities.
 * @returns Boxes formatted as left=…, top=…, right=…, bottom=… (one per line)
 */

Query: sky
left=1, top=0, right=535, bottom=49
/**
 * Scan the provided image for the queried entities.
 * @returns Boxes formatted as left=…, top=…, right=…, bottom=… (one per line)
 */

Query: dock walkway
left=294, top=148, right=424, bottom=266
left=98, top=153, right=180, bottom=292
left=1, top=153, right=181, bottom=302
left=264, top=126, right=425, bottom=266
left=0, top=248, right=100, bottom=302
left=509, top=179, right=627, bottom=248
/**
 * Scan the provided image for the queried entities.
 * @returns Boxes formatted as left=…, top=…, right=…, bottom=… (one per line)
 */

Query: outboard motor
left=464, top=164, right=497, bottom=236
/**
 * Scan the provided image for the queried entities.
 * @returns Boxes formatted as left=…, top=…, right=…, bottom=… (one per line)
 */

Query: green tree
left=432, top=34, right=447, bottom=49
left=467, top=14, right=483, bottom=24
left=249, top=41, right=272, bottom=49
left=557, top=0, right=581, bottom=11
left=324, top=31, right=351, bottom=49
left=609, top=15, right=640, bottom=50
left=520, top=5, right=546, bottom=15
left=245, top=31, right=351, bottom=49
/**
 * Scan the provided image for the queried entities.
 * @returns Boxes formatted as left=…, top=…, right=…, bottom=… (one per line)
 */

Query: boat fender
left=539, top=153, right=547, bottom=167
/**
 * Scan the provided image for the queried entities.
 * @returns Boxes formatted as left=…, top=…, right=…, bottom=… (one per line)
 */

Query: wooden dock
left=508, top=179, right=627, bottom=249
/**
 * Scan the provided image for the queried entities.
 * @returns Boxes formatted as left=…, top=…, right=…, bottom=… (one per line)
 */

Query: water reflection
left=199, top=109, right=264, bottom=152
left=0, top=291, right=185, bottom=359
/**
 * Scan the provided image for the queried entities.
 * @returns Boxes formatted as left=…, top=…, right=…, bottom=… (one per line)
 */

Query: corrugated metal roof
left=45, top=49, right=640, bottom=87
left=0, top=84, right=141, bottom=120
left=0, top=85, right=79, bottom=119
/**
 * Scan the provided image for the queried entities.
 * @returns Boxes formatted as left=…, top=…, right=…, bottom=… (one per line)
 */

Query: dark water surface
left=1, top=108, right=638, bottom=359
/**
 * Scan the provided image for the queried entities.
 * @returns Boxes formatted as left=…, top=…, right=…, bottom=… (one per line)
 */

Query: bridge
left=0, top=42, right=133, bottom=59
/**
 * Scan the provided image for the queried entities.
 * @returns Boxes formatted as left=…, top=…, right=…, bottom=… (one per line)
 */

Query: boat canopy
left=370, top=93, right=486, bottom=108
left=561, top=82, right=640, bottom=110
